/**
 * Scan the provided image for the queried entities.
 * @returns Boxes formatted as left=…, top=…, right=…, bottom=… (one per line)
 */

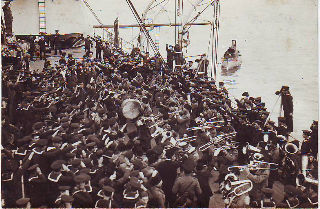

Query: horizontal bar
left=93, top=22, right=212, bottom=29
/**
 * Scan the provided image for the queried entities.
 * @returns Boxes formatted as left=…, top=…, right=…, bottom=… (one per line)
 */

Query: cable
left=82, top=0, right=133, bottom=47
left=264, top=95, right=281, bottom=126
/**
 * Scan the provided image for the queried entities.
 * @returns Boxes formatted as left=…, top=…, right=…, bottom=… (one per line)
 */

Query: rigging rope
left=125, top=0, right=168, bottom=69
left=82, top=0, right=133, bottom=47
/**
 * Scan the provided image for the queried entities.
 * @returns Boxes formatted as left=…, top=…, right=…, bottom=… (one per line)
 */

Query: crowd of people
left=1, top=33, right=318, bottom=208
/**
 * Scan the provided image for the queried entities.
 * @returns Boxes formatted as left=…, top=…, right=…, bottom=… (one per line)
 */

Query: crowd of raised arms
left=1, top=34, right=318, bottom=208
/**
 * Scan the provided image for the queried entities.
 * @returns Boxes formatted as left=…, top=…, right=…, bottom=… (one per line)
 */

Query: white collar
left=48, top=172, right=62, bottom=182
left=32, top=148, right=44, bottom=155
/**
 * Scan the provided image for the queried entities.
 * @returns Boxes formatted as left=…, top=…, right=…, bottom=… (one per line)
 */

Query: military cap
left=149, top=173, right=162, bottom=186
left=17, top=136, right=32, bottom=145
left=129, top=177, right=141, bottom=189
left=130, top=170, right=140, bottom=178
left=103, top=150, right=113, bottom=158
left=103, top=186, right=115, bottom=193
left=52, top=136, right=62, bottom=143
left=65, top=105, right=73, bottom=113
left=132, top=159, right=144, bottom=170
left=97, top=108, right=106, bottom=114
left=59, top=186, right=71, bottom=191
left=302, top=130, right=311, bottom=136
left=182, top=159, right=196, bottom=172
left=51, top=160, right=66, bottom=170
left=126, top=122, right=137, bottom=134
left=108, top=117, right=117, bottom=126
left=35, top=138, right=48, bottom=147
left=60, top=117, right=69, bottom=123
left=61, top=195, right=74, bottom=203
left=48, top=105, right=57, bottom=113
left=83, top=157, right=92, bottom=164
left=61, top=122, right=70, bottom=129
left=86, top=142, right=96, bottom=148
left=87, top=135, right=99, bottom=143
left=124, top=150, right=133, bottom=160
left=99, top=177, right=111, bottom=186
left=96, top=149, right=104, bottom=156
left=242, top=92, right=249, bottom=97
left=70, top=158, right=81, bottom=166
left=285, top=185, right=301, bottom=197
left=74, top=173, right=91, bottom=183
left=79, top=168, right=91, bottom=174
left=33, top=122, right=44, bottom=130
left=65, top=152, right=76, bottom=158
left=16, top=198, right=30, bottom=207
left=27, top=164, right=39, bottom=171
left=152, top=145, right=163, bottom=155
left=70, top=123, right=80, bottom=129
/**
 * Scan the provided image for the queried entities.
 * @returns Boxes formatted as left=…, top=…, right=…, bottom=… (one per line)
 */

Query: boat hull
left=221, top=56, right=242, bottom=70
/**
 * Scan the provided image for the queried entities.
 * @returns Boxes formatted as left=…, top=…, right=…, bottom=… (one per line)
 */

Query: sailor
left=54, top=30, right=62, bottom=55
left=2, top=1, right=13, bottom=35
left=172, top=159, right=202, bottom=207
left=15, top=197, right=31, bottom=209
left=166, top=44, right=174, bottom=70
left=174, top=44, right=184, bottom=66
left=146, top=172, right=165, bottom=207
left=155, top=148, right=179, bottom=207
left=276, top=86, right=293, bottom=132
left=37, top=37, right=46, bottom=60
left=95, top=38, right=102, bottom=60
left=84, top=35, right=92, bottom=57
left=241, top=160, right=270, bottom=207
left=25, top=164, right=47, bottom=207
left=95, top=186, right=118, bottom=207
left=196, top=162, right=213, bottom=208
left=72, top=173, right=94, bottom=207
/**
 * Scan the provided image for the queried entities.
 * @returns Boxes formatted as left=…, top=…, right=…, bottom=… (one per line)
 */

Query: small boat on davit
left=221, top=40, right=242, bottom=71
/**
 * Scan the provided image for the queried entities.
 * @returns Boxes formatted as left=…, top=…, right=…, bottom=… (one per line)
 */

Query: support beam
left=93, top=22, right=211, bottom=29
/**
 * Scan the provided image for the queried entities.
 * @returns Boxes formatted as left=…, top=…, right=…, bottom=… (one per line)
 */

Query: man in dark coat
left=2, top=1, right=13, bottom=35
left=84, top=36, right=92, bottom=57
left=155, top=148, right=179, bottom=207
left=277, top=86, right=293, bottom=132
left=54, top=31, right=62, bottom=55
left=166, top=44, right=174, bottom=70
left=196, top=162, right=213, bottom=207
left=95, top=39, right=102, bottom=60
left=38, top=37, right=46, bottom=60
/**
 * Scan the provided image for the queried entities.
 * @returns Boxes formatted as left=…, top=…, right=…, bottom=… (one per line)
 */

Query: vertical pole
left=20, top=160, right=25, bottom=198
left=174, top=0, right=177, bottom=45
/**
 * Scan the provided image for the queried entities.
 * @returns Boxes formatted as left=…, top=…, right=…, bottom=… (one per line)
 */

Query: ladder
left=38, top=0, right=46, bottom=33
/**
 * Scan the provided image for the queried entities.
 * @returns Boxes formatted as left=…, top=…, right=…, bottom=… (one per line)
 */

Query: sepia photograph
left=1, top=0, right=318, bottom=208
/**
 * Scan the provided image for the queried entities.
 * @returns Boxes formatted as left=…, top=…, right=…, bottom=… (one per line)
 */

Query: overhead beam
left=93, top=22, right=212, bottom=29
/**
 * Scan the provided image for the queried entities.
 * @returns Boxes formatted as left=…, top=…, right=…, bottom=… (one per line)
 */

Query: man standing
left=166, top=44, right=174, bottom=70
left=2, top=1, right=13, bottom=36
left=54, top=30, right=62, bottom=55
left=84, top=36, right=91, bottom=57
left=156, top=148, right=179, bottom=207
left=277, top=86, right=293, bottom=133
left=242, top=163, right=270, bottom=207
left=172, top=159, right=202, bottom=207
left=38, top=37, right=46, bottom=60
left=95, top=38, right=102, bottom=60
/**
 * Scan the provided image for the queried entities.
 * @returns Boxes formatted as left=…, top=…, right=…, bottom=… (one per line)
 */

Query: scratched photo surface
left=1, top=0, right=318, bottom=208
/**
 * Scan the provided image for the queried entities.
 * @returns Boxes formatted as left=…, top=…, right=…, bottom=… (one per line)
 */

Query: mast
left=175, top=0, right=177, bottom=45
